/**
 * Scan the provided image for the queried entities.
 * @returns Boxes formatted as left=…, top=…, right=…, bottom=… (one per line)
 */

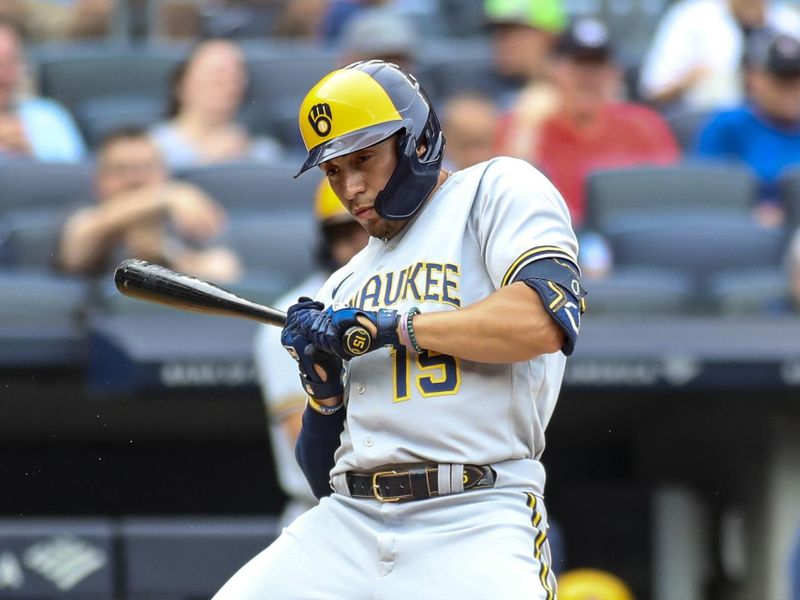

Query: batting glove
left=295, top=306, right=400, bottom=359
left=281, top=327, right=344, bottom=400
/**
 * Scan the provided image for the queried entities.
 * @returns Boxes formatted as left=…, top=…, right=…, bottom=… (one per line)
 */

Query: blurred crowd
left=0, top=0, right=798, bottom=314
left=3, top=1, right=800, bottom=597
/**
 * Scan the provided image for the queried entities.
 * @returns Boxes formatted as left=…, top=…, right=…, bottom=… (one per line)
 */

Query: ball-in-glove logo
left=344, top=326, right=371, bottom=356
left=308, top=103, right=333, bottom=137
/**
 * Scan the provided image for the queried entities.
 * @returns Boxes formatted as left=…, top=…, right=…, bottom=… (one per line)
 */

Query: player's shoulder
left=473, top=156, right=557, bottom=196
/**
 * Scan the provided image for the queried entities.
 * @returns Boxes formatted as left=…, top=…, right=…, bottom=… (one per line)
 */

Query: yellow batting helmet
left=314, top=178, right=351, bottom=226
left=557, top=569, right=635, bottom=600
left=296, top=60, right=445, bottom=221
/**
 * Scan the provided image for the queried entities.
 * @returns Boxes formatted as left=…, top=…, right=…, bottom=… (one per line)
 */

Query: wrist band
left=307, top=396, right=344, bottom=416
left=405, top=307, right=424, bottom=354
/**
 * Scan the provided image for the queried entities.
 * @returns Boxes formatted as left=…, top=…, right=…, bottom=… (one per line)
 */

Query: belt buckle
left=371, top=470, right=399, bottom=502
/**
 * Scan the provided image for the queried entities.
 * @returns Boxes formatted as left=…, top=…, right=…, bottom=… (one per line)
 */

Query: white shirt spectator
left=639, top=0, right=800, bottom=111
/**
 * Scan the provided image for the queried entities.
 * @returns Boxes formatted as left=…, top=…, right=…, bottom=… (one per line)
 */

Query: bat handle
left=342, top=325, right=373, bottom=357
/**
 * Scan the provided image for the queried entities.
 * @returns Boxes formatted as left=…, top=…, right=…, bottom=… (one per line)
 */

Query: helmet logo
left=308, top=103, right=333, bottom=137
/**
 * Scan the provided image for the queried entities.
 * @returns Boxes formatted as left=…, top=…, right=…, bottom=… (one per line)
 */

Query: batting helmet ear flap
left=374, top=112, right=446, bottom=221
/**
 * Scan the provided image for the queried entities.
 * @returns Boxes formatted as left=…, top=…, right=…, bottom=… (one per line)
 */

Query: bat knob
left=343, top=325, right=372, bottom=356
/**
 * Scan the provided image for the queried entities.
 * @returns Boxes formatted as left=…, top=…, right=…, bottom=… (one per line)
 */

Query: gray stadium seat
left=415, top=38, right=496, bottom=102
left=239, top=42, right=337, bottom=138
left=33, top=43, right=184, bottom=115
left=119, top=517, right=278, bottom=600
left=778, top=166, right=800, bottom=228
left=583, top=268, right=695, bottom=315
left=585, top=163, right=758, bottom=232
left=665, top=109, right=714, bottom=151
left=75, top=96, right=166, bottom=148
left=177, top=162, right=321, bottom=214
left=606, top=214, right=788, bottom=297
left=1, top=209, right=71, bottom=269
left=0, top=518, right=115, bottom=599
left=708, top=268, right=791, bottom=314
left=0, top=271, right=89, bottom=366
left=219, top=212, right=317, bottom=283
left=0, top=163, right=93, bottom=215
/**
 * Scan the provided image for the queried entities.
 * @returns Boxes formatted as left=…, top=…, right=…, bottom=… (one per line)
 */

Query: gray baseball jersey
left=213, top=157, right=576, bottom=600
left=317, top=156, right=578, bottom=495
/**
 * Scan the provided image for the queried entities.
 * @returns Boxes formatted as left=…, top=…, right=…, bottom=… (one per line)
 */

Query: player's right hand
left=282, top=298, right=343, bottom=400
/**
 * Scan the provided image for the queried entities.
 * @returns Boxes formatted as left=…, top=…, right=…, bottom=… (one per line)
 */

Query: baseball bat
left=113, top=259, right=374, bottom=356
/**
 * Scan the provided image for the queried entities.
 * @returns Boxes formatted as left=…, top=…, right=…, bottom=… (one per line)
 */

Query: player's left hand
left=290, top=304, right=401, bottom=359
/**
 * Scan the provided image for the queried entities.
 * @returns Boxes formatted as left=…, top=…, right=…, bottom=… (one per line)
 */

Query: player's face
left=320, top=136, right=407, bottom=240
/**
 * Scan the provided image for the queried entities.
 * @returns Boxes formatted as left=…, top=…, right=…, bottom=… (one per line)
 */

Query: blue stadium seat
left=119, top=517, right=278, bottom=600
left=708, top=268, right=791, bottom=314
left=0, top=162, right=93, bottom=215
left=177, top=161, right=321, bottom=214
left=585, top=163, right=758, bottom=232
left=1, top=209, right=72, bottom=269
left=415, top=38, right=495, bottom=103
left=0, top=518, right=115, bottom=599
left=76, top=95, right=166, bottom=148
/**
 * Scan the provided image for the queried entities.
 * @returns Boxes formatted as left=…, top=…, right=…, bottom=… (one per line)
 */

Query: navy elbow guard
left=514, top=258, right=587, bottom=356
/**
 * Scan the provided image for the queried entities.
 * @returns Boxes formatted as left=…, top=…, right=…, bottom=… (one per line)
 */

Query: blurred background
left=1, top=0, right=800, bottom=599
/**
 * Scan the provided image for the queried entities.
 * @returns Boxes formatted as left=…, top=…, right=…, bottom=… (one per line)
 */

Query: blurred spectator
left=483, top=0, right=566, bottom=107
left=790, top=229, right=800, bottom=310
left=441, top=92, right=499, bottom=170
left=336, top=7, right=418, bottom=72
left=557, top=568, right=635, bottom=600
left=0, top=0, right=112, bottom=41
left=150, top=39, right=283, bottom=170
left=253, top=179, right=368, bottom=528
left=501, top=18, right=679, bottom=228
left=321, top=0, right=385, bottom=42
left=0, top=18, right=86, bottom=162
left=274, top=0, right=328, bottom=39
left=639, top=0, right=800, bottom=112
left=696, top=31, right=800, bottom=227
left=58, top=127, right=241, bottom=282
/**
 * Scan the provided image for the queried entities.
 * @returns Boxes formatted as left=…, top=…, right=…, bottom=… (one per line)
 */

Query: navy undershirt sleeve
left=294, top=405, right=346, bottom=499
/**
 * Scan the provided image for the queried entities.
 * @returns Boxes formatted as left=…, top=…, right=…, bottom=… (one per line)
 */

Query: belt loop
left=451, top=464, right=465, bottom=494
left=437, top=464, right=452, bottom=496
left=331, top=473, right=350, bottom=496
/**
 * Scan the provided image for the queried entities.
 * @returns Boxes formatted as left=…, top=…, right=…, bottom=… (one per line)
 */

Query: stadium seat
left=0, top=518, right=115, bottom=599
left=219, top=212, right=317, bottom=283
left=34, top=43, right=184, bottom=115
left=583, top=268, right=695, bottom=315
left=119, top=517, right=278, bottom=600
left=177, top=161, right=321, bottom=214
left=1, top=209, right=73, bottom=269
left=415, top=38, right=495, bottom=102
left=585, top=163, right=758, bottom=232
left=708, top=267, right=791, bottom=314
left=75, top=96, right=166, bottom=148
left=0, top=163, right=93, bottom=215
left=778, top=166, right=800, bottom=229
left=666, top=109, right=715, bottom=152
left=239, top=42, right=337, bottom=138
left=605, top=213, right=788, bottom=307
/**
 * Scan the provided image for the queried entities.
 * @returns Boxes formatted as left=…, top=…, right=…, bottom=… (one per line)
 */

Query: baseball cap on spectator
left=555, top=18, right=613, bottom=62
left=746, top=31, right=800, bottom=78
left=338, top=8, right=419, bottom=63
left=484, top=0, right=567, bottom=34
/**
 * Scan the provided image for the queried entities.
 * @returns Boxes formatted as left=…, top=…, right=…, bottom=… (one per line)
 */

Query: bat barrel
left=114, top=259, right=287, bottom=327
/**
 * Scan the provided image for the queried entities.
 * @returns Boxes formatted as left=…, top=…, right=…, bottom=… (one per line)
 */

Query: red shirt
left=500, top=103, right=680, bottom=226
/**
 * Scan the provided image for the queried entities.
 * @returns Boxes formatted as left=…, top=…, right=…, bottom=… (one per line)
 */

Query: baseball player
left=253, top=179, right=368, bottom=529
left=214, top=60, right=585, bottom=600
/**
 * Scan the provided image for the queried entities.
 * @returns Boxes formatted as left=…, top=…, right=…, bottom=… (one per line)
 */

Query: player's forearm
left=410, top=282, right=564, bottom=363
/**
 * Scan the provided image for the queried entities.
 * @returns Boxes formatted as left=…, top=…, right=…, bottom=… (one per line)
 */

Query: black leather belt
left=346, top=464, right=496, bottom=503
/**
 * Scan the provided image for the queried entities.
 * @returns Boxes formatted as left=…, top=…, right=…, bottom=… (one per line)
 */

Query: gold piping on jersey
left=526, top=493, right=556, bottom=600
left=501, top=246, right=576, bottom=288
left=299, top=69, right=403, bottom=153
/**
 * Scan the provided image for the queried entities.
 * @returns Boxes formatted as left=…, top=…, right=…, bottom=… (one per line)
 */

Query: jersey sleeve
left=472, top=157, right=579, bottom=290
